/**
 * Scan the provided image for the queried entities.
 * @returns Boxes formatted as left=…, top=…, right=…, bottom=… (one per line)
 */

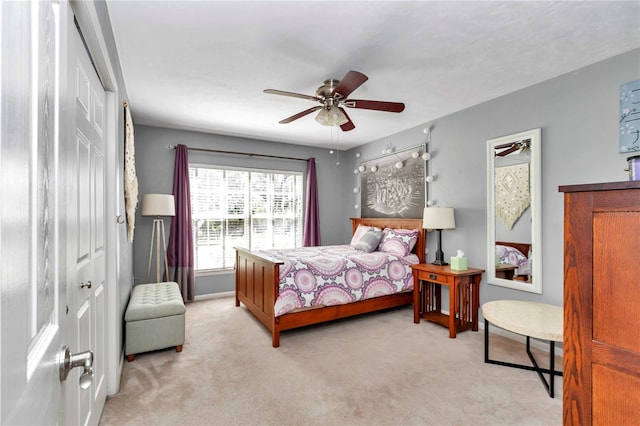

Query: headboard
left=496, top=241, right=531, bottom=257
left=350, top=217, right=426, bottom=263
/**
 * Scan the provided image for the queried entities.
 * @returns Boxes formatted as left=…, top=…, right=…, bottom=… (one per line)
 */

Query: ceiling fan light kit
left=264, top=70, right=405, bottom=131
left=315, top=106, right=348, bottom=126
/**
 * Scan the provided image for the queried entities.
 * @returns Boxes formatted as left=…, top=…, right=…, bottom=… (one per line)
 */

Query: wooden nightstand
left=495, top=264, right=517, bottom=280
left=410, top=264, right=484, bottom=338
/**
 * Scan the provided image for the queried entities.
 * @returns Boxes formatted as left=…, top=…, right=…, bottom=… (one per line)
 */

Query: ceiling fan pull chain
left=334, top=126, right=340, bottom=166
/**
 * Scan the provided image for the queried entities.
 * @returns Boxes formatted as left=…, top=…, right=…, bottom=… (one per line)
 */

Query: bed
left=235, top=217, right=426, bottom=347
left=495, top=241, right=532, bottom=281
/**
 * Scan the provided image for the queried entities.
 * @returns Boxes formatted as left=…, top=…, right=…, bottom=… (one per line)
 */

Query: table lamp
left=142, top=194, right=175, bottom=282
left=422, top=207, right=456, bottom=265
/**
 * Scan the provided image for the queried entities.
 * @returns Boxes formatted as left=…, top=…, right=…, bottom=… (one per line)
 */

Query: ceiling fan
left=263, top=70, right=405, bottom=132
left=494, top=138, right=531, bottom=157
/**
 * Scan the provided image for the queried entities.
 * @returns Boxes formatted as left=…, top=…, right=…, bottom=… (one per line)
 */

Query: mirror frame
left=486, top=128, right=542, bottom=294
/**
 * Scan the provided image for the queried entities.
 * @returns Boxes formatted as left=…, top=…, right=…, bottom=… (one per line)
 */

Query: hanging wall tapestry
left=124, top=102, right=139, bottom=242
left=360, top=149, right=425, bottom=218
left=495, top=163, right=530, bottom=230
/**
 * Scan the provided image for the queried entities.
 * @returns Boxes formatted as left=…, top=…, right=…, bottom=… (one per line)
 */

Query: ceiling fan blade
left=494, top=141, right=519, bottom=150
left=495, top=145, right=521, bottom=157
left=278, top=106, right=322, bottom=124
left=339, top=107, right=355, bottom=131
left=264, top=89, right=321, bottom=102
left=333, top=70, right=368, bottom=98
left=344, top=99, right=405, bottom=113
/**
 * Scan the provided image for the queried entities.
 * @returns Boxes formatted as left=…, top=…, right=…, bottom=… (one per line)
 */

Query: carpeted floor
left=99, top=296, right=562, bottom=425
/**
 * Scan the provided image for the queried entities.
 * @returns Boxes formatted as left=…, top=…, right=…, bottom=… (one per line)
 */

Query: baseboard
left=107, top=347, right=125, bottom=397
left=194, top=291, right=234, bottom=301
left=117, top=347, right=124, bottom=388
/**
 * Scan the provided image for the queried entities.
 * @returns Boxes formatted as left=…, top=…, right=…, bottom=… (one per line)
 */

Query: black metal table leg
left=484, top=320, right=563, bottom=398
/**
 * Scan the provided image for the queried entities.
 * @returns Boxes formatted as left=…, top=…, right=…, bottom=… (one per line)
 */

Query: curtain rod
left=168, top=145, right=308, bottom=162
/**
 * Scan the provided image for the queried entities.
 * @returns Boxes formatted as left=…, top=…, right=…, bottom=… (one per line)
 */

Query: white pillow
left=350, top=225, right=380, bottom=246
left=353, top=228, right=384, bottom=252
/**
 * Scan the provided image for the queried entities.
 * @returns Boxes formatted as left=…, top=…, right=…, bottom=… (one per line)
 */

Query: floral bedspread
left=496, top=244, right=532, bottom=276
left=254, top=245, right=419, bottom=317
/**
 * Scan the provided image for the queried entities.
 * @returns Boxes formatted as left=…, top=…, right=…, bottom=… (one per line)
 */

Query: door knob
left=80, top=281, right=92, bottom=289
left=59, top=346, right=94, bottom=389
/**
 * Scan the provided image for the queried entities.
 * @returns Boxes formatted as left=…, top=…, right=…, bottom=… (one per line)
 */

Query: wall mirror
left=486, top=128, right=541, bottom=294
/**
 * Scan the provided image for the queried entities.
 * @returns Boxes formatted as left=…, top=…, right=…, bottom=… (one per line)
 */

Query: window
left=189, top=165, right=304, bottom=272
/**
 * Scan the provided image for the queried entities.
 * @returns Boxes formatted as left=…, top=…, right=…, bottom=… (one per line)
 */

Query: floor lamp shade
left=142, top=194, right=175, bottom=283
left=423, top=207, right=456, bottom=265
left=142, top=194, right=175, bottom=217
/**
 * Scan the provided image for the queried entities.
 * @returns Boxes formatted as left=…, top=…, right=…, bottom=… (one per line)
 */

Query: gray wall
left=343, top=48, right=640, bottom=308
left=133, top=126, right=346, bottom=296
left=132, top=49, right=639, bottom=306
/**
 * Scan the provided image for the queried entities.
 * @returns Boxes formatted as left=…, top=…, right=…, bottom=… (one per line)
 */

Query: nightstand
left=411, top=264, right=484, bottom=338
left=495, top=264, right=517, bottom=280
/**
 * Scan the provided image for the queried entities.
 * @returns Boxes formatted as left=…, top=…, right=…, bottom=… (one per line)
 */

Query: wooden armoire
left=560, top=181, right=640, bottom=425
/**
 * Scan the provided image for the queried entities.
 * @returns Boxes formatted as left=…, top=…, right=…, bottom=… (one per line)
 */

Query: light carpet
left=100, top=296, right=562, bottom=425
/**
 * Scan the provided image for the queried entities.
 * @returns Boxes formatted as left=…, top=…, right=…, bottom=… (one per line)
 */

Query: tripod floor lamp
left=422, top=207, right=456, bottom=265
left=142, top=194, right=175, bottom=282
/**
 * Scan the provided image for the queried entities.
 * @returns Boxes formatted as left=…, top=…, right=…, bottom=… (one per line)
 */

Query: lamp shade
left=423, top=207, right=455, bottom=230
left=141, top=194, right=175, bottom=217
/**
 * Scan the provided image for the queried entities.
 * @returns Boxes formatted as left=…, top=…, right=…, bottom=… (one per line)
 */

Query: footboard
left=235, top=216, right=424, bottom=348
left=235, top=247, right=282, bottom=346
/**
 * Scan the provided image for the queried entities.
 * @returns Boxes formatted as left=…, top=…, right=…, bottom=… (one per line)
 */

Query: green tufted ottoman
left=125, top=281, right=185, bottom=362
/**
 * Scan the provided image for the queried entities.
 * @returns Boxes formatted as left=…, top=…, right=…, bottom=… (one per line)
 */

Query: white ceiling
left=106, top=1, right=640, bottom=150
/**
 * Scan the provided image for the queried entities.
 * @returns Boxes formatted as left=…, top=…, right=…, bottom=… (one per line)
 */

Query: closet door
left=64, top=9, right=108, bottom=425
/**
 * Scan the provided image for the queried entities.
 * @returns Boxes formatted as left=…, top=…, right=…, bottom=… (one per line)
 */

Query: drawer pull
left=429, top=274, right=437, bottom=280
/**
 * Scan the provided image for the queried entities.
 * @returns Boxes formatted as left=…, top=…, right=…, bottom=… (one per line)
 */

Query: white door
left=0, top=1, right=63, bottom=424
left=63, top=5, right=108, bottom=425
left=1, top=1, right=107, bottom=424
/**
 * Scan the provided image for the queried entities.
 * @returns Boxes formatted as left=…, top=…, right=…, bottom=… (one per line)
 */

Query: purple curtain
left=167, top=144, right=195, bottom=301
left=303, top=158, right=321, bottom=246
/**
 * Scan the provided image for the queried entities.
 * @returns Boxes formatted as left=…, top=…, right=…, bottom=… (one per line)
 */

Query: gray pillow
left=353, top=228, right=384, bottom=252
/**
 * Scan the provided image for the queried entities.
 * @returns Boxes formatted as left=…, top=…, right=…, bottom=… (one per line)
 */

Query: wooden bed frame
left=496, top=241, right=531, bottom=258
left=235, top=217, right=426, bottom=347
left=496, top=241, right=531, bottom=281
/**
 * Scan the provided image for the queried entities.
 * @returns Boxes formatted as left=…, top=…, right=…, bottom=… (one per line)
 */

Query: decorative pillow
left=353, top=228, right=384, bottom=253
left=496, top=244, right=532, bottom=276
left=496, top=244, right=528, bottom=267
left=378, top=228, right=419, bottom=257
left=350, top=225, right=380, bottom=246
